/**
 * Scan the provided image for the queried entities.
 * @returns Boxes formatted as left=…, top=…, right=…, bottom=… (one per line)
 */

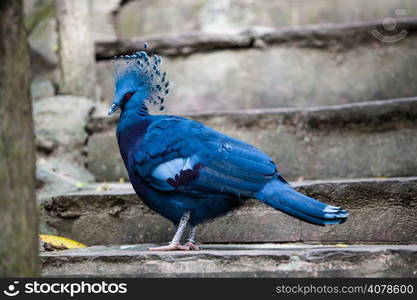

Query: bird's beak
left=108, top=103, right=120, bottom=116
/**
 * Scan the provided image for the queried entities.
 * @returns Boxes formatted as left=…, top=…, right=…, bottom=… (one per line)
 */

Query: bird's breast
left=117, top=119, right=150, bottom=157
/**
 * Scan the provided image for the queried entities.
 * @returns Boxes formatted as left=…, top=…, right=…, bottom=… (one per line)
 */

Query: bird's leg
left=184, top=226, right=200, bottom=250
left=149, top=211, right=191, bottom=251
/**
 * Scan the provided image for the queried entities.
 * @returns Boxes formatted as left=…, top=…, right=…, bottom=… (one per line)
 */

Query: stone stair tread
left=41, top=243, right=417, bottom=277
left=95, top=18, right=417, bottom=59
left=64, top=176, right=417, bottom=196
left=90, top=97, right=417, bottom=130
left=42, top=243, right=417, bottom=257
left=43, top=176, right=417, bottom=245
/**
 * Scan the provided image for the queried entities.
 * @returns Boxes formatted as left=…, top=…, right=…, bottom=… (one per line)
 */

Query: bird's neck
left=116, top=108, right=151, bottom=161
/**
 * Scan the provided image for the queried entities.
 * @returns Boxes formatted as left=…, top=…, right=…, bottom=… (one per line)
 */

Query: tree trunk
left=56, top=0, right=96, bottom=99
left=0, top=0, right=39, bottom=276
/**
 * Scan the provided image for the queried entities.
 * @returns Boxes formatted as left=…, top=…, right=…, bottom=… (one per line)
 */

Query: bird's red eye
left=124, top=92, right=133, bottom=100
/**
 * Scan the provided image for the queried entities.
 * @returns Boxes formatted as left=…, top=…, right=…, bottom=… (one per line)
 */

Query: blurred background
left=2, top=0, right=417, bottom=277
left=27, top=0, right=417, bottom=238
left=27, top=0, right=417, bottom=112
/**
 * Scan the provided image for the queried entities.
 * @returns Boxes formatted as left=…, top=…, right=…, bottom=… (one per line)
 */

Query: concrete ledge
left=89, top=97, right=417, bottom=132
left=41, top=244, right=417, bottom=277
left=95, top=19, right=417, bottom=58
left=87, top=98, right=417, bottom=181
left=95, top=19, right=417, bottom=112
left=42, top=177, right=417, bottom=245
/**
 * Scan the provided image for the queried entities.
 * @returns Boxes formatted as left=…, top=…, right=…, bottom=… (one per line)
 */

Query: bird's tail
left=256, top=178, right=348, bottom=226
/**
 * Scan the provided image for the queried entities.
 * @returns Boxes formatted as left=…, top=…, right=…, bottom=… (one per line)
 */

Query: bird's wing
left=134, top=116, right=278, bottom=197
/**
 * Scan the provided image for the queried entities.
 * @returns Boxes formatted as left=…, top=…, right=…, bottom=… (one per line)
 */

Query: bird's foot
left=184, top=242, right=200, bottom=251
left=149, top=243, right=191, bottom=251
left=149, top=242, right=200, bottom=251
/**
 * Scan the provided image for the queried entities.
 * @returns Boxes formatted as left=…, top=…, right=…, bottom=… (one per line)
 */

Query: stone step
left=96, top=19, right=417, bottom=59
left=42, top=177, right=417, bottom=246
left=96, top=19, right=417, bottom=112
left=40, top=244, right=417, bottom=277
left=87, top=97, right=417, bottom=181
left=111, top=0, right=417, bottom=40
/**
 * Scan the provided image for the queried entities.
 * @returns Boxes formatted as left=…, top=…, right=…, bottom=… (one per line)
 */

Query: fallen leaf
left=334, top=243, right=349, bottom=247
left=39, top=234, right=86, bottom=251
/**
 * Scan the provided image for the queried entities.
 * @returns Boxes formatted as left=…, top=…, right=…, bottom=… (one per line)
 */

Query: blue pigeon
left=108, top=49, right=349, bottom=251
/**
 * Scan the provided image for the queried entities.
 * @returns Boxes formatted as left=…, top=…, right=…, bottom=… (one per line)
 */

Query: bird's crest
left=112, top=43, right=170, bottom=111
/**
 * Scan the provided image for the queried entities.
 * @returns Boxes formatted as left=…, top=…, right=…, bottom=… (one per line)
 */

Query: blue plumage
left=109, top=48, right=348, bottom=250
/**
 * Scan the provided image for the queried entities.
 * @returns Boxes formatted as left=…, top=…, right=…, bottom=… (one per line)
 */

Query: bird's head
left=108, top=48, right=169, bottom=116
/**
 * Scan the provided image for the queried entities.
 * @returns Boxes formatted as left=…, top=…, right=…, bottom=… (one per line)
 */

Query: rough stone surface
left=56, top=0, right=97, bottom=99
left=26, top=1, right=417, bottom=108
left=97, top=19, right=417, bottom=59
left=31, top=80, right=55, bottom=101
left=96, top=29, right=417, bottom=112
left=114, top=0, right=417, bottom=38
left=33, top=96, right=95, bottom=159
left=87, top=131, right=128, bottom=181
left=33, top=96, right=97, bottom=233
left=25, top=0, right=59, bottom=86
left=91, top=0, right=119, bottom=41
left=41, top=177, right=417, bottom=245
left=28, top=17, right=58, bottom=67
left=36, top=156, right=96, bottom=236
left=36, top=157, right=96, bottom=204
left=40, top=244, right=417, bottom=277
left=87, top=98, right=417, bottom=181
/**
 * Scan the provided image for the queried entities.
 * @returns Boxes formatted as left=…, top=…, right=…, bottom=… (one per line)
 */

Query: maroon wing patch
left=167, top=163, right=203, bottom=189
